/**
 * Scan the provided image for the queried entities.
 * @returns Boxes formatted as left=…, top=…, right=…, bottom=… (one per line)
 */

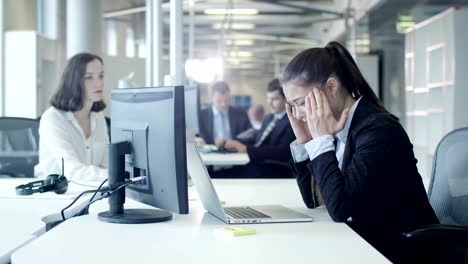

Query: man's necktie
left=220, top=111, right=230, bottom=140
left=254, top=116, right=278, bottom=147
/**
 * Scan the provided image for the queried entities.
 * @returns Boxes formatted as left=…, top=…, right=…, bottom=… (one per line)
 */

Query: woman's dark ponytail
left=325, top=41, right=384, bottom=109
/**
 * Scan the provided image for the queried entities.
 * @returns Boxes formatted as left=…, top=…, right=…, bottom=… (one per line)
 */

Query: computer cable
left=69, top=180, right=102, bottom=188
left=74, top=178, right=145, bottom=216
left=60, top=187, right=109, bottom=221
left=60, top=177, right=146, bottom=221
left=78, top=179, right=109, bottom=216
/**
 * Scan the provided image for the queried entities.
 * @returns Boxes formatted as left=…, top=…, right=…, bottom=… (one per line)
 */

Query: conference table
left=1, top=178, right=390, bottom=264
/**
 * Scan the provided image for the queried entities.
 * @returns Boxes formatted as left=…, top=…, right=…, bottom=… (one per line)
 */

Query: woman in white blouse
left=35, top=53, right=109, bottom=182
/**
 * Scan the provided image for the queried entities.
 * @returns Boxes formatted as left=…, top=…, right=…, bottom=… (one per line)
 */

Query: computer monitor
left=98, top=86, right=189, bottom=224
left=184, top=84, right=200, bottom=135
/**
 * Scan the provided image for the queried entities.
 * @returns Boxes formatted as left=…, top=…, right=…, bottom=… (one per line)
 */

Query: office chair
left=105, top=116, right=111, bottom=139
left=403, top=127, right=468, bottom=263
left=0, top=117, right=39, bottom=177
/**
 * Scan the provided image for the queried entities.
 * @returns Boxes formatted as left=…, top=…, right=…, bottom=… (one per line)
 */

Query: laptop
left=186, top=138, right=313, bottom=224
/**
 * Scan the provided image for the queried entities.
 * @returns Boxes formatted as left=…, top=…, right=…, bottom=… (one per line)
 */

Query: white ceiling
left=102, top=0, right=346, bottom=75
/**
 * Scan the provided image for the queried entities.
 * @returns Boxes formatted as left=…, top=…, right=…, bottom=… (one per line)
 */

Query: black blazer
left=244, top=113, right=296, bottom=178
left=199, top=106, right=251, bottom=145
left=291, top=97, right=439, bottom=262
left=247, top=113, right=295, bottom=164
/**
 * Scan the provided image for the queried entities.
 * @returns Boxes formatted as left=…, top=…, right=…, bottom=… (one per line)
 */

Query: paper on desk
left=214, top=227, right=256, bottom=238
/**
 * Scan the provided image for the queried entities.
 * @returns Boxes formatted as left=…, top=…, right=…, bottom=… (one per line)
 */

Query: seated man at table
left=197, top=81, right=251, bottom=147
left=212, top=78, right=295, bottom=178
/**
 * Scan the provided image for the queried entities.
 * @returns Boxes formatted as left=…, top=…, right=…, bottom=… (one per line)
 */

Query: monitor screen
left=99, top=86, right=188, bottom=224
left=184, top=84, right=200, bottom=135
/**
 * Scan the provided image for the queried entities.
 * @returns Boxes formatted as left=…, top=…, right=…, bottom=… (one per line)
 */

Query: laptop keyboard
left=224, top=207, right=272, bottom=219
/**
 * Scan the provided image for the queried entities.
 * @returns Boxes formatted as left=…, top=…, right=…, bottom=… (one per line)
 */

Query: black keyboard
left=224, top=207, right=272, bottom=219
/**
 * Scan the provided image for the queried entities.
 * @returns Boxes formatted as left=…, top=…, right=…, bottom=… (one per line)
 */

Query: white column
left=2, top=0, right=37, bottom=117
left=66, top=0, right=102, bottom=58
left=170, top=0, right=184, bottom=85
left=188, top=0, right=195, bottom=85
left=42, top=0, right=59, bottom=39
left=146, top=0, right=163, bottom=86
left=0, top=1, right=4, bottom=116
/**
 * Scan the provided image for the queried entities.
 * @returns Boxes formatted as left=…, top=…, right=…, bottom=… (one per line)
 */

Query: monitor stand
left=98, top=141, right=172, bottom=224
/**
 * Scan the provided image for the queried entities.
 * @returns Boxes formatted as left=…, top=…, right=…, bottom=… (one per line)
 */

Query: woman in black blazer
left=281, top=41, right=439, bottom=263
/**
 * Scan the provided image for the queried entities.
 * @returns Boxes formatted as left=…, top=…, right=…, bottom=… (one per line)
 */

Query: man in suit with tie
left=220, top=78, right=296, bottom=178
left=197, top=81, right=251, bottom=146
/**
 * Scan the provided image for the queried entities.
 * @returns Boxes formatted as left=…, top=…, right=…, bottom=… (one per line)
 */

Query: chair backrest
left=428, top=127, right=468, bottom=226
left=105, top=116, right=111, bottom=139
left=0, top=117, right=39, bottom=177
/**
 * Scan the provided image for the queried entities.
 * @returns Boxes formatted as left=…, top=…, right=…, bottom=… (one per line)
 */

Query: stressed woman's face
left=284, top=78, right=344, bottom=122
left=83, top=59, right=104, bottom=104
left=283, top=82, right=316, bottom=122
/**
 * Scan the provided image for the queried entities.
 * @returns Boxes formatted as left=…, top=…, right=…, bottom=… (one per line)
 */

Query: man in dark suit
left=197, top=81, right=251, bottom=146
left=220, top=78, right=295, bottom=178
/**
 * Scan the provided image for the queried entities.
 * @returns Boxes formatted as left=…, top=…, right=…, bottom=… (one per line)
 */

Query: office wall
left=101, top=55, right=146, bottom=116
left=3, top=0, right=37, bottom=31
left=226, top=72, right=273, bottom=110
left=356, top=55, right=380, bottom=98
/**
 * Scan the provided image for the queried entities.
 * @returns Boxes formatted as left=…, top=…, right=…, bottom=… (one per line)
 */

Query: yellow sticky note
left=214, top=227, right=256, bottom=237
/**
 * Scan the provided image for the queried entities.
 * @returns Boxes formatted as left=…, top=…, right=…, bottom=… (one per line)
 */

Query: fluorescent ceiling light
left=226, top=58, right=240, bottom=65
left=225, top=40, right=254, bottom=46
left=347, top=39, right=370, bottom=46
left=227, top=51, right=253, bottom=58
left=204, top=9, right=259, bottom=15
left=212, top=23, right=256, bottom=30
left=237, top=51, right=252, bottom=57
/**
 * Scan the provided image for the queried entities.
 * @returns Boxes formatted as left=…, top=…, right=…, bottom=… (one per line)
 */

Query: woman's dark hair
left=267, top=78, right=285, bottom=99
left=282, top=41, right=392, bottom=117
left=50, top=53, right=106, bottom=112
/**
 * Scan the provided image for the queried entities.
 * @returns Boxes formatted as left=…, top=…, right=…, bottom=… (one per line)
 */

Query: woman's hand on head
left=285, top=103, right=312, bottom=144
left=305, top=88, right=349, bottom=138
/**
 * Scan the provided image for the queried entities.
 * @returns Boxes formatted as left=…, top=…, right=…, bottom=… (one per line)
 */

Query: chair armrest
left=403, top=224, right=468, bottom=245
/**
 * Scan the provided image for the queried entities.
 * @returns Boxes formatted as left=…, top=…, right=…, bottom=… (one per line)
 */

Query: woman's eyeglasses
left=287, top=96, right=307, bottom=118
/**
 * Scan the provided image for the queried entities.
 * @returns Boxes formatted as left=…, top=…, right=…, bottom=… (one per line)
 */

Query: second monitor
left=98, top=85, right=189, bottom=224
left=184, top=84, right=200, bottom=135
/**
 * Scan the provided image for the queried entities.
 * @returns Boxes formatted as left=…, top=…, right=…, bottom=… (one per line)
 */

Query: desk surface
left=200, top=152, right=250, bottom=166
left=11, top=179, right=390, bottom=264
left=0, top=179, right=99, bottom=264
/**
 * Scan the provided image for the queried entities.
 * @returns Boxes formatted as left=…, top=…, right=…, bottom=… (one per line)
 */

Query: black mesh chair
left=0, top=117, right=39, bottom=178
left=105, top=116, right=111, bottom=139
left=404, top=127, right=468, bottom=263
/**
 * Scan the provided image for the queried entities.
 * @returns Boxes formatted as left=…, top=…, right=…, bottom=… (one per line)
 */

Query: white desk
left=200, top=152, right=250, bottom=166
left=0, top=179, right=99, bottom=264
left=11, top=179, right=390, bottom=264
